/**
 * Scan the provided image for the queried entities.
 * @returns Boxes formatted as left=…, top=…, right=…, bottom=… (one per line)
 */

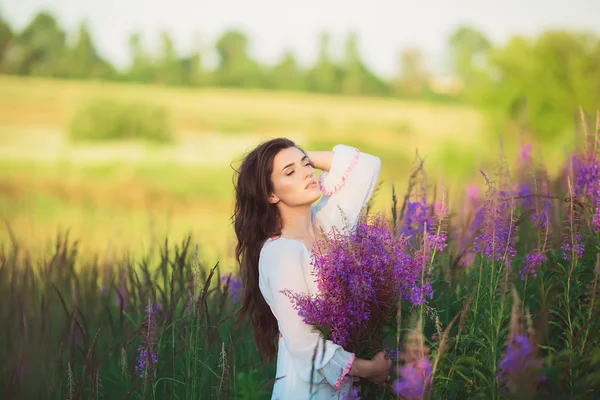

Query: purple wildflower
left=135, top=346, right=158, bottom=379
left=392, top=357, right=432, bottom=399
left=518, top=143, right=533, bottom=166
left=284, top=214, right=428, bottom=351
left=147, top=302, right=162, bottom=315
left=466, top=185, right=480, bottom=205
left=519, top=250, right=547, bottom=280
left=516, top=183, right=532, bottom=211
left=400, top=199, right=433, bottom=240
left=341, top=386, right=361, bottom=400
left=570, top=153, right=600, bottom=198
left=593, top=187, right=600, bottom=233
left=135, top=299, right=158, bottom=381
left=561, top=233, right=584, bottom=260
left=498, top=334, right=544, bottom=394
left=220, top=273, right=242, bottom=302
left=473, top=179, right=517, bottom=266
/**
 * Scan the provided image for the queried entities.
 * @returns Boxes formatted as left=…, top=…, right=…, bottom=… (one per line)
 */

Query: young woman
left=233, top=138, right=391, bottom=399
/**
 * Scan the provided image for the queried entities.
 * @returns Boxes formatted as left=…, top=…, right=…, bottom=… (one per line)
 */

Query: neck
left=278, top=204, right=314, bottom=239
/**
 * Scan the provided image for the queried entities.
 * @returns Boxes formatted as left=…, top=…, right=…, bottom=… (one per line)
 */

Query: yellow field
left=0, top=74, right=566, bottom=267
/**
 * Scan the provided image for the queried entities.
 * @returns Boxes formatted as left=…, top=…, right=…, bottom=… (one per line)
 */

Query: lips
left=305, top=180, right=317, bottom=189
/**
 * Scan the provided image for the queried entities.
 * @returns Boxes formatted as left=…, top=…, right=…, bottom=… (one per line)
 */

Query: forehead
left=272, top=147, right=305, bottom=170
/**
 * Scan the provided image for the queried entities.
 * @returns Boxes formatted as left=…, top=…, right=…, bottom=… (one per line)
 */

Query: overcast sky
left=2, top=0, right=599, bottom=77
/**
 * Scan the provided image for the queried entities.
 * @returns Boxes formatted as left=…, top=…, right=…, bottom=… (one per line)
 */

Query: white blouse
left=258, top=144, right=382, bottom=399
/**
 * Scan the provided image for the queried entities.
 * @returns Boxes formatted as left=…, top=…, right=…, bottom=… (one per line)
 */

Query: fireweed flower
left=499, top=289, right=545, bottom=396
left=400, top=198, right=433, bottom=240
left=220, top=273, right=242, bottom=302
left=340, top=386, right=360, bottom=400
left=592, top=187, right=600, bottom=233
left=569, top=152, right=600, bottom=199
left=561, top=233, right=584, bottom=260
left=473, top=178, right=517, bottom=266
left=498, top=333, right=544, bottom=396
left=392, top=358, right=433, bottom=399
left=284, top=213, right=441, bottom=352
left=135, top=346, right=158, bottom=379
left=135, top=299, right=158, bottom=381
left=392, top=320, right=432, bottom=399
left=519, top=250, right=547, bottom=280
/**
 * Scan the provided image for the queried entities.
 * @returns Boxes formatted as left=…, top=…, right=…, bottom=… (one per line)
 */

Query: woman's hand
left=366, top=351, right=392, bottom=384
left=349, top=351, right=392, bottom=384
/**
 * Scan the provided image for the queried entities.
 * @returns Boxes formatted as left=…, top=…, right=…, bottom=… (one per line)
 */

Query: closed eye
left=286, top=162, right=312, bottom=176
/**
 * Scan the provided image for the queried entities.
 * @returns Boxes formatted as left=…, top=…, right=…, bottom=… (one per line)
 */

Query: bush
left=68, top=98, right=174, bottom=143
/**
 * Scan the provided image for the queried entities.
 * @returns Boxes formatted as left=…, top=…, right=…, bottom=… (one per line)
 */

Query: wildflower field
left=2, top=107, right=600, bottom=399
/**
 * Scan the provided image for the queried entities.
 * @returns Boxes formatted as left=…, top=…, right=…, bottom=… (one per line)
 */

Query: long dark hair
left=232, top=137, right=300, bottom=363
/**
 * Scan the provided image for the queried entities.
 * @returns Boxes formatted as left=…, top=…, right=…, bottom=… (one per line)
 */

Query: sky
left=2, top=0, right=599, bottom=78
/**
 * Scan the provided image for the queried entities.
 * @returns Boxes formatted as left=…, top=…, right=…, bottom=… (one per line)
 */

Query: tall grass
left=1, top=112, right=600, bottom=399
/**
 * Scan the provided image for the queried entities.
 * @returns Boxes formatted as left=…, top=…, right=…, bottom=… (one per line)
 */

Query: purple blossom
left=593, top=187, right=600, bottom=233
left=135, top=300, right=158, bottom=381
left=531, top=200, right=552, bottom=229
left=498, top=334, right=545, bottom=393
left=135, top=346, right=158, bottom=379
left=341, top=386, right=360, bottom=400
left=519, top=250, right=547, bottom=280
left=518, top=143, right=533, bottom=166
left=220, top=273, right=242, bottom=302
left=148, top=302, right=162, bottom=315
left=400, top=199, right=433, bottom=240
left=284, top=214, right=436, bottom=352
left=392, top=357, right=432, bottom=398
left=561, top=233, right=584, bottom=260
left=466, top=185, right=480, bottom=205
left=571, top=153, right=600, bottom=198
left=473, top=184, right=517, bottom=266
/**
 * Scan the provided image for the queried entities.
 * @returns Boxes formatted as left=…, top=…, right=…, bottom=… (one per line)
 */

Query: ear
left=267, top=193, right=279, bottom=204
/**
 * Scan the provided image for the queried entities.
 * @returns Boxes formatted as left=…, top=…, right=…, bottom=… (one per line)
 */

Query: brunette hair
left=232, top=137, right=303, bottom=362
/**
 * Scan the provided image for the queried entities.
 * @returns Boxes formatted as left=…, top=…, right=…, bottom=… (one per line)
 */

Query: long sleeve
left=314, top=144, right=382, bottom=234
left=259, top=240, right=355, bottom=390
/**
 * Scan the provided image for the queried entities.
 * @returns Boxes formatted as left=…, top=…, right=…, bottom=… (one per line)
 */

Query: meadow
left=1, top=75, right=598, bottom=399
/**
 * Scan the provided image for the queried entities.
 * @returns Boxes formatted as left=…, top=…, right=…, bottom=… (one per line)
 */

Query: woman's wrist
left=349, top=357, right=372, bottom=378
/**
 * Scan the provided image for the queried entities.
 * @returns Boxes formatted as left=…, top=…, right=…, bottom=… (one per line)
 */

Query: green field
left=0, top=74, right=572, bottom=264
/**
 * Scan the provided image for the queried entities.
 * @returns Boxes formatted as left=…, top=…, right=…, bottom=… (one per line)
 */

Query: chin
left=306, top=188, right=322, bottom=204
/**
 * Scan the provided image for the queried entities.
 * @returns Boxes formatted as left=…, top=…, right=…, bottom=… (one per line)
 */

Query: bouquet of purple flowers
left=283, top=212, right=446, bottom=396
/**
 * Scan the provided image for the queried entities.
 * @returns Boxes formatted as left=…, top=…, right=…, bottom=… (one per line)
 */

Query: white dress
left=258, top=144, right=382, bottom=400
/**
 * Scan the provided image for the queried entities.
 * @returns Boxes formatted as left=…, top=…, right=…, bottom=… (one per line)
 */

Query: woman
left=233, top=138, right=391, bottom=399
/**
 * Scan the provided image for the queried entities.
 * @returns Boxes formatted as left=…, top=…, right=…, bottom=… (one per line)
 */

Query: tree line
left=1, top=10, right=599, bottom=140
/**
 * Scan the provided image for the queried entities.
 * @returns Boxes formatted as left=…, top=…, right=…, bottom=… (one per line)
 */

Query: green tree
left=179, top=37, right=204, bottom=86
left=9, top=11, right=69, bottom=76
left=341, top=32, right=363, bottom=95
left=156, top=31, right=181, bottom=85
left=215, top=30, right=262, bottom=87
left=127, top=33, right=155, bottom=83
left=269, top=50, right=305, bottom=91
left=392, top=48, right=428, bottom=97
left=487, top=31, right=600, bottom=141
left=307, top=32, right=340, bottom=93
left=69, top=22, right=115, bottom=80
left=448, top=26, right=492, bottom=101
left=0, top=13, right=13, bottom=70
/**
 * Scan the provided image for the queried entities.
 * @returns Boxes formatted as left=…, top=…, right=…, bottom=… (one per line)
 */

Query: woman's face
left=269, top=147, right=321, bottom=207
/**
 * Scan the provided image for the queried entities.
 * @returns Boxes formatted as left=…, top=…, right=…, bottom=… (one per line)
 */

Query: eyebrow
left=281, top=155, right=309, bottom=172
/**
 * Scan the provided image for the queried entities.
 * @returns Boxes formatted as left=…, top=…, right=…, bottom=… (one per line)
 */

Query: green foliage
left=67, top=98, right=174, bottom=143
